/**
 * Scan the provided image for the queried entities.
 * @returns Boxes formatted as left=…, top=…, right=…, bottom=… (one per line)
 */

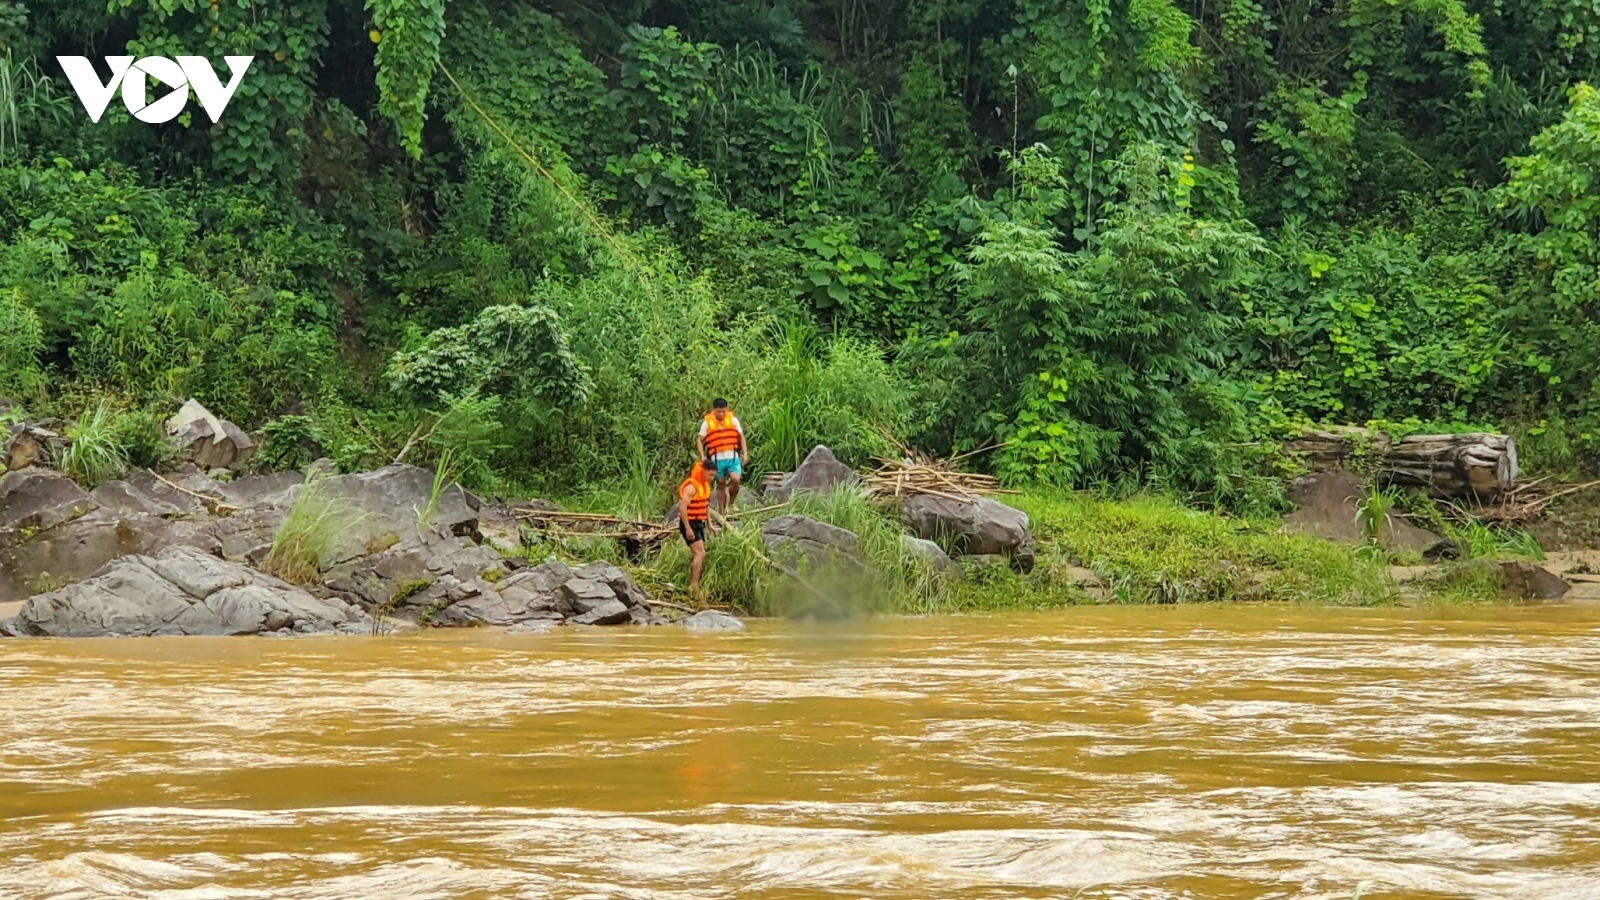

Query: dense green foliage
left=3, top=0, right=1599, bottom=502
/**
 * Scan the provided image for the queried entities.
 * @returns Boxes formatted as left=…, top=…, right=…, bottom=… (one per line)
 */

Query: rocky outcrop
left=315, top=465, right=480, bottom=567
left=383, top=559, right=661, bottom=628
left=0, top=546, right=372, bottom=637
left=1, top=459, right=662, bottom=635
left=898, top=494, right=1035, bottom=573
left=0, top=470, right=103, bottom=599
left=765, top=445, right=858, bottom=502
left=1282, top=471, right=1448, bottom=556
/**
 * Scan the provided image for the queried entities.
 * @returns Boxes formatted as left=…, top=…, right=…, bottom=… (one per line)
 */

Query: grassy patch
left=1010, top=491, right=1397, bottom=606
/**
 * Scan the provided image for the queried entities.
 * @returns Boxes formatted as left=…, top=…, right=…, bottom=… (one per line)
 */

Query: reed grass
left=263, top=474, right=367, bottom=584
left=59, top=401, right=129, bottom=489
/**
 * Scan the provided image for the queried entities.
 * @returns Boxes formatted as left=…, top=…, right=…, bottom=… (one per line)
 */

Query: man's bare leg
left=689, top=541, right=706, bottom=594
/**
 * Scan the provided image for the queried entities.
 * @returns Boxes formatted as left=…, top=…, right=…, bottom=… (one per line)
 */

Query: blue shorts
left=711, top=457, right=743, bottom=481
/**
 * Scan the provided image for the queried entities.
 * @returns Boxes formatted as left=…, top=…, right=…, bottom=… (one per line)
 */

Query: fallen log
left=1283, top=428, right=1517, bottom=499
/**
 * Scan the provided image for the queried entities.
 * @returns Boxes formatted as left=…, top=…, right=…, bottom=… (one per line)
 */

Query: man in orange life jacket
left=678, top=460, right=713, bottom=594
left=698, top=398, right=748, bottom=513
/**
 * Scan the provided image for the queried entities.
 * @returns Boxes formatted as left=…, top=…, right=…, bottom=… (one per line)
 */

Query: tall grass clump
left=263, top=475, right=367, bottom=584
left=749, top=320, right=910, bottom=471
left=59, top=401, right=129, bottom=488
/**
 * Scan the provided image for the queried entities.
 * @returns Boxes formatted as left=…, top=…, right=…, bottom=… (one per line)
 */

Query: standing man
left=678, top=460, right=712, bottom=595
left=699, top=398, right=748, bottom=513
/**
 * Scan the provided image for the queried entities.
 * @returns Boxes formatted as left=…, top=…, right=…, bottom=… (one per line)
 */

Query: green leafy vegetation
left=0, top=0, right=1593, bottom=516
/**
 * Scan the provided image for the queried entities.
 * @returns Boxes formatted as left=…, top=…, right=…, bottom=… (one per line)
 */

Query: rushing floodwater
left=3, top=607, right=1600, bottom=900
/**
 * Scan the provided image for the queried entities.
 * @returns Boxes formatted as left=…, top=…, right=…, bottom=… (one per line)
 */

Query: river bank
left=4, top=436, right=1594, bottom=639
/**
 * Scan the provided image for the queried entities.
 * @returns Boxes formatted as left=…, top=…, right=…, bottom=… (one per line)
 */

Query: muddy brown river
left=3, top=607, right=1600, bottom=899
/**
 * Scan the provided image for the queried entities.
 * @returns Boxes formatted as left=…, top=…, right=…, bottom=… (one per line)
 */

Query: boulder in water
left=679, top=609, right=744, bottom=631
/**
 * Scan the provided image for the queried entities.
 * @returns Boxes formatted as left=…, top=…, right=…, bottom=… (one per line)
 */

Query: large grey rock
left=1282, top=471, right=1448, bottom=556
left=1, top=469, right=96, bottom=537
left=496, top=561, right=573, bottom=604
left=573, top=562, right=651, bottom=608
left=561, top=578, right=621, bottom=614
left=569, top=597, right=631, bottom=626
left=0, top=546, right=369, bottom=637
left=314, top=465, right=480, bottom=568
left=323, top=529, right=506, bottom=607
left=679, top=609, right=745, bottom=631
left=761, top=514, right=861, bottom=570
left=219, top=470, right=305, bottom=509
left=900, top=534, right=956, bottom=572
left=195, top=506, right=286, bottom=565
left=1500, top=561, right=1571, bottom=601
left=899, top=494, right=1035, bottom=572
left=766, top=445, right=858, bottom=502
left=0, top=507, right=217, bottom=602
left=91, top=479, right=189, bottom=518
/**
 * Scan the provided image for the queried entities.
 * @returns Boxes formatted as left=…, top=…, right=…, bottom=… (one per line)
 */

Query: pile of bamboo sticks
left=861, top=447, right=1017, bottom=503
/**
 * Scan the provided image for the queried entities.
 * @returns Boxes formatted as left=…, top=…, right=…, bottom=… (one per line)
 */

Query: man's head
left=690, top=460, right=709, bottom=484
left=711, top=397, right=729, bottom=421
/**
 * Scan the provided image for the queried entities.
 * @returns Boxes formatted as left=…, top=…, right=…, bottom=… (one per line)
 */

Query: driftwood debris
left=1283, top=428, right=1518, bottom=498
left=511, top=503, right=788, bottom=549
left=1440, top=478, right=1600, bottom=525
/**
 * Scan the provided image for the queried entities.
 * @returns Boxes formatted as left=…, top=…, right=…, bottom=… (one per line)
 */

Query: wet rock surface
left=1, top=462, right=663, bottom=635
left=679, top=609, right=745, bottom=631
left=0, top=546, right=372, bottom=637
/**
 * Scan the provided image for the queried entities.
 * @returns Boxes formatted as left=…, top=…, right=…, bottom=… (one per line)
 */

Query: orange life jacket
left=702, top=410, right=742, bottom=456
left=679, top=469, right=711, bottom=522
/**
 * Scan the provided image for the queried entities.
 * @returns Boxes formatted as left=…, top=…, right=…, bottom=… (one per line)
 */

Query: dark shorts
left=682, top=519, right=707, bottom=547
